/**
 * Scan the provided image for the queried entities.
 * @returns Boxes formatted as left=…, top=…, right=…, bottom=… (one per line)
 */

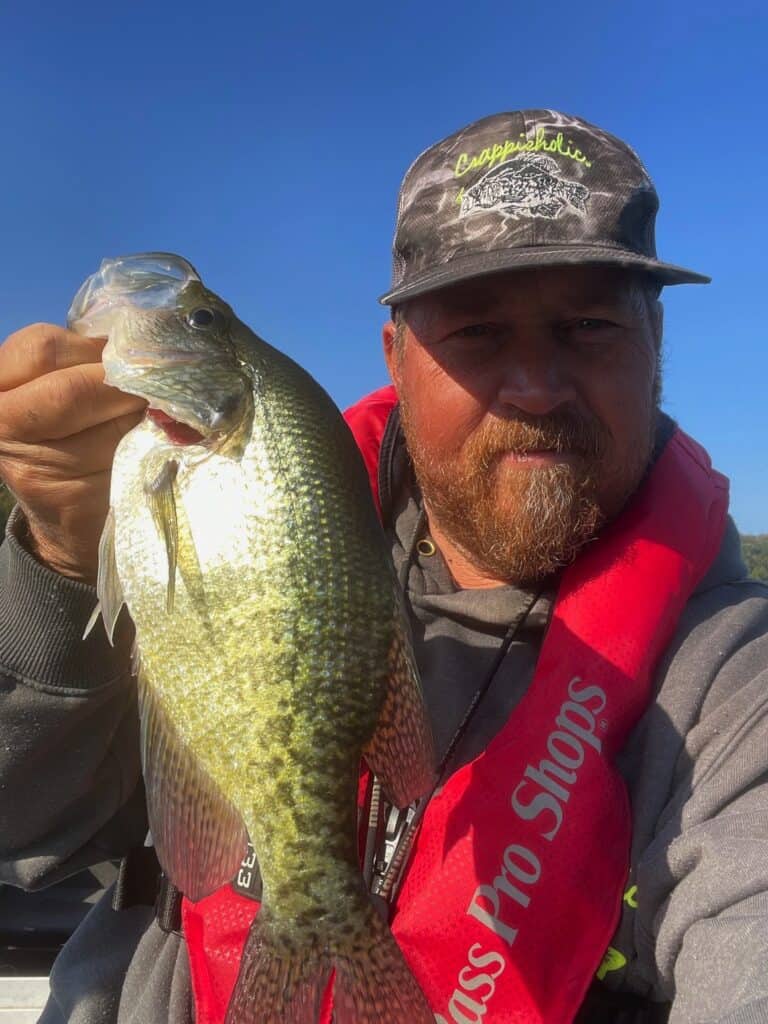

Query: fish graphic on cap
left=459, top=154, right=590, bottom=220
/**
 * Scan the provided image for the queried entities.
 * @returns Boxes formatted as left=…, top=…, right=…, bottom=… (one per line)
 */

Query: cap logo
left=458, top=155, right=590, bottom=221
left=454, top=129, right=592, bottom=178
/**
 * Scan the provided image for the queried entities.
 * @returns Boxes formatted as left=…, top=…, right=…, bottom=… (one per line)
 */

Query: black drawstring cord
left=365, top=504, right=540, bottom=905
left=373, top=597, right=536, bottom=903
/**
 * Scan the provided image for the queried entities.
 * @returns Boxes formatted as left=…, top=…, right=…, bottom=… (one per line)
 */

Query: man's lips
left=499, top=449, right=581, bottom=467
left=146, top=409, right=205, bottom=445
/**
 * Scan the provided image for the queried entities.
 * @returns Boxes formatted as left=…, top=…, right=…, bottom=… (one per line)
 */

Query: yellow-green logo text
left=454, top=129, right=592, bottom=177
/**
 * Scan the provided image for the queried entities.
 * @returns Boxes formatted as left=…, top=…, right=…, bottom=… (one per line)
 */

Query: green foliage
left=0, top=485, right=14, bottom=540
left=741, top=534, right=768, bottom=583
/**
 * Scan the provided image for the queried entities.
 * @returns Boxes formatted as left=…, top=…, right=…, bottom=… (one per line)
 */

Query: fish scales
left=69, top=253, right=435, bottom=1023
left=121, top=348, right=390, bottom=904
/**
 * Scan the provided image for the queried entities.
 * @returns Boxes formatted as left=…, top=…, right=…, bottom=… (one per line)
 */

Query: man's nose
left=495, top=334, right=575, bottom=417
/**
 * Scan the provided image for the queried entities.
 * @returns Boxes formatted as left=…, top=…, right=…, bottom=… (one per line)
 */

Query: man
left=0, top=110, right=766, bottom=1023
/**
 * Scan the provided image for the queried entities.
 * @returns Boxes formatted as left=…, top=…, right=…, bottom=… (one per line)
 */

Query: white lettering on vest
left=440, top=676, right=608, bottom=1023
left=437, top=944, right=506, bottom=1024
left=467, top=881, right=519, bottom=948
left=448, top=989, right=488, bottom=1024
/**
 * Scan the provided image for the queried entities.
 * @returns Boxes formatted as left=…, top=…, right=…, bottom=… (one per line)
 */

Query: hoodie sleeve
left=628, top=575, right=768, bottom=1024
left=0, top=509, right=148, bottom=889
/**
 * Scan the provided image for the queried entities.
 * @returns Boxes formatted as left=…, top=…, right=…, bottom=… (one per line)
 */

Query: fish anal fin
left=363, top=624, right=436, bottom=809
left=226, top=904, right=432, bottom=1024
left=138, top=670, right=248, bottom=900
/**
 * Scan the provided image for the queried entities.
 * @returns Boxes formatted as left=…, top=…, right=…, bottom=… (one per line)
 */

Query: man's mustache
left=470, top=409, right=608, bottom=467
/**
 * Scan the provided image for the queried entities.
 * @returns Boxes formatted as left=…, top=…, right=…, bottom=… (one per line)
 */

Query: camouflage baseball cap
left=379, top=110, right=710, bottom=305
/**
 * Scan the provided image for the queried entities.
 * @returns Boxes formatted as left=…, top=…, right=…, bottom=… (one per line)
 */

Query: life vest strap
left=111, top=846, right=162, bottom=912
left=111, top=846, right=183, bottom=933
left=156, top=874, right=184, bottom=933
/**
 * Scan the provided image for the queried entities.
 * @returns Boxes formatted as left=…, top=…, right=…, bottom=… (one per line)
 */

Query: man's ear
left=382, top=320, right=401, bottom=389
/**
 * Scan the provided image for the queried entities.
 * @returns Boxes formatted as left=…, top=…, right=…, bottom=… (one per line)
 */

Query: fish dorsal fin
left=84, top=507, right=125, bottom=644
left=144, top=459, right=179, bottom=613
left=511, top=152, right=559, bottom=173
left=138, top=668, right=249, bottom=901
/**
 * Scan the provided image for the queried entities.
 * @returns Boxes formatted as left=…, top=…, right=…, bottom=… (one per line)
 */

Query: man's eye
left=564, top=318, right=619, bottom=341
left=453, top=323, right=496, bottom=339
left=574, top=318, right=610, bottom=330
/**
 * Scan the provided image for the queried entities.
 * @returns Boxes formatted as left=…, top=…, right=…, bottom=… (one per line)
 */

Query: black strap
left=111, top=846, right=183, bottom=933
left=111, top=846, right=162, bottom=912
left=155, top=874, right=183, bottom=933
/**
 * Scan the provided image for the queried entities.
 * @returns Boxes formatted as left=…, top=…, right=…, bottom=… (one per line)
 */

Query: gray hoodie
left=1, top=416, right=767, bottom=1024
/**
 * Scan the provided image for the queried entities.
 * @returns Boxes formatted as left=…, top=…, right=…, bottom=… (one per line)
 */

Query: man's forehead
left=405, top=266, right=647, bottom=316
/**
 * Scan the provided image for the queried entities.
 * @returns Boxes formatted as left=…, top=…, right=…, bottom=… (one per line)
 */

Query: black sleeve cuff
left=0, top=507, right=133, bottom=691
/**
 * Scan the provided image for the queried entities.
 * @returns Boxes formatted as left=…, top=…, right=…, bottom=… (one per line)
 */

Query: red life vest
left=181, top=385, right=729, bottom=1023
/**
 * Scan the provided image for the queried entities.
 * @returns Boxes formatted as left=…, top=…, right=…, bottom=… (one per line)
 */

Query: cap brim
left=379, top=245, right=710, bottom=305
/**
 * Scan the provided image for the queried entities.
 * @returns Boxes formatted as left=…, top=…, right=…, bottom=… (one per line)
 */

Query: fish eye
left=187, top=307, right=218, bottom=329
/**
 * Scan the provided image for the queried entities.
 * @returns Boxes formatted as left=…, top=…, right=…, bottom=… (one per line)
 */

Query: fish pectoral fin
left=362, top=622, right=436, bottom=810
left=227, top=902, right=432, bottom=1024
left=82, top=602, right=102, bottom=641
left=144, top=459, right=179, bottom=613
left=84, top=507, right=125, bottom=644
left=138, top=669, right=249, bottom=901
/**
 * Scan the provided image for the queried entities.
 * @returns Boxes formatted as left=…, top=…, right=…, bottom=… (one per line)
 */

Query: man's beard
left=400, top=402, right=654, bottom=585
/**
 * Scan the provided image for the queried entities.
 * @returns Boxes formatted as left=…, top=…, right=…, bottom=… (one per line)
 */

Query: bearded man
left=0, top=111, right=767, bottom=1024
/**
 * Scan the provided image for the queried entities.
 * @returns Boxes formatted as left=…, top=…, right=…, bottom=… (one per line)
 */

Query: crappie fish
left=459, top=153, right=589, bottom=219
left=68, top=253, right=436, bottom=1023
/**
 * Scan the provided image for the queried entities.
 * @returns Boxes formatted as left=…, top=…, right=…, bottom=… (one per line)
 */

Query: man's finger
left=0, top=323, right=106, bottom=391
left=0, top=363, right=147, bottom=443
left=0, top=410, right=147, bottom=479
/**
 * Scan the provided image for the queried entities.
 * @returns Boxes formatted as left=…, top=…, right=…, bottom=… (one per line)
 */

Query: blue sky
left=1, top=0, right=765, bottom=531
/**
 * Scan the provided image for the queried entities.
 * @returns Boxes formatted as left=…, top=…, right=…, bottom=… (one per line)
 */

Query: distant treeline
left=0, top=485, right=766, bottom=582
left=741, top=534, right=768, bottom=583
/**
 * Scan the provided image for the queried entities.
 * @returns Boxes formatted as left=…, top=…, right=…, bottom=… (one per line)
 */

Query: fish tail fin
left=567, top=182, right=589, bottom=211
left=225, top=915, right=332, bottom=1024
left=226, top=904, right=431, bottom=1024
left=331, top=903, right=433, bottom=1023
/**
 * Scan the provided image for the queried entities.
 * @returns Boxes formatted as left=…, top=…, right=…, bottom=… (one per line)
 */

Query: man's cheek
left=416, top=403, right=478, bottom=456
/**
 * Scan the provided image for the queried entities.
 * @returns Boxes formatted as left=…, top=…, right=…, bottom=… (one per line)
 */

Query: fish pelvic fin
left=363, top=621, right=436, bottom=809
left=226, top=903, right=432, bottom=1024
left=138, top=669, right=248, bottom=901
left=144, top=458, right=179, bottom=613
left=84, top=507, right=125, bottom=643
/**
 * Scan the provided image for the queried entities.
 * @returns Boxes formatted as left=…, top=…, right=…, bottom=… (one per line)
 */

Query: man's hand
left=0, top=323, right=146, bottom=582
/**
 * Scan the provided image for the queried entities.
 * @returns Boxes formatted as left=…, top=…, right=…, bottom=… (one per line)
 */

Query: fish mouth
left=146, top=408, right=206, bottom=446
left=140, top=390, right=244, bottom=447
left=117, top=349, right=211, bottom=369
